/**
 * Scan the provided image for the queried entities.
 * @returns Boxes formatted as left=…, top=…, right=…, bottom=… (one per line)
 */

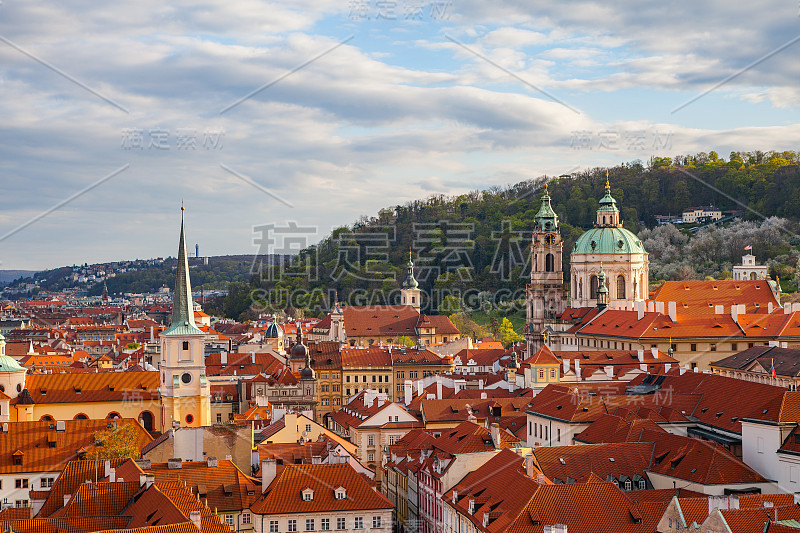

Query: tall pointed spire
left=163, top=206, right=204, bottom=336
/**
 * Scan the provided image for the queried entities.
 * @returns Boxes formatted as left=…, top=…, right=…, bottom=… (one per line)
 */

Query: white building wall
left=740, top=420, right=789, bottom=484
left=253, top=510, right=393, bottom=533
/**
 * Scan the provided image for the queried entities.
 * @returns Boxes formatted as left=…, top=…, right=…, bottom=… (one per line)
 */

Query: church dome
left=0, top=354, right=25, bottom=373
left=573, top=226, right=646, bottom=256
left=265, top=319, right=283, bottom=339
left=300, top=365, right=315, bottom=380
left=290, top=341, right=308, bottom=359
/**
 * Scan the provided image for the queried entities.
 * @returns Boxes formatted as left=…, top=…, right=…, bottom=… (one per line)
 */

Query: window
left=397, top=371, right=404, bottom=379
left=671, top=343, right=677, bottom=352
left=346, top=389, right=351, bottom=396
left=321, top=519, right=330, bottom=531
left=368, top=453, right=374, bottom=462
left=303, top=490, right=314, bottom=501
left=322, top=398, right=329, bottom=406
left=550, top=368, right=556, bottom=379
left=337, top=518, right=346, bottom=530
left=242, top=513, right=251, bottom=525
left=15, top=500, right=28, bottom=508
left=40, top=477, right=54, bottom=488
left=306, top=424, right=312, bottom=432
left=226, top=515, right=234, bottom=526
left=690, top=344, right=697, bottom=351
left=15, top=478, right=28, bottom=489
left=334, top=398, right=341, bottom=406
left=289, top=519, right=298, bottom=532
left=590, top=275, right=599, bottom=299
left=228, top=412, right=234, bottom=421
left=270, top=521, right=279, bottom=533
left=355, top=517, right=364, bottom=530
left=731, top=343, right=738, bottom=351
left=373, top=516, right=382, bottom=529
left=710, top=344, right=716, bottom=352
left=538, top=369, right=545, bottom=380
left=306, top=519, right=315, bottom=531
left=616, top=275, right=625, bottom=299
left=12, top=455, right=22, bottom=466
left=625, top=480, right=632, bottom=490
left=638, top=480, right=646, bottom=489
left=216, top=413, right=222, bottom=423
left=557, top=428, right=561, bottom=442
left=389, top=435, right=397, bottom=445
left=368, top=435, right=374, bottom=446
left=333, top=385, right=340, bottom=392
left=335, top=488, right=347, bottom=500
left=182, top=341, right=189, bottom=350
left=321, top=373, right=328, bottom=379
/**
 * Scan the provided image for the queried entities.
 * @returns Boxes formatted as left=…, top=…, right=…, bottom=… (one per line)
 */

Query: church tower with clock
left=159, top=207, right=211, bottom=431
left=525, top=183, right=567, bottom=355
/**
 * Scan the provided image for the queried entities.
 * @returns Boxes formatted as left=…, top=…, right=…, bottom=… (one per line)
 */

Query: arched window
left=573, top=274, right=577, bottom=298
left=750, top=272, right=757, bottom=280
left=139, top=411, right=154, bottom=431
left=39, top=415, right=54, bottom=422
left=74, top=413, right=88, bottom=420
left=106, top=412, right=121, bottom=419
left=617, top=275, right=625, bottom=299
left=545, top=253, right=554, bottom=272
left=603, top=216, right=606, bottom=225
left=590, top=275, right=599, bottom=299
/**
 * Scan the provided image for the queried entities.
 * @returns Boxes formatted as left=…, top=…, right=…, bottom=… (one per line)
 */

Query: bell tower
left=401, top=252, right=421, bottom=313
left=526, top=182, right=567, bottom=356
left=159, top=207, right=211, bottom=431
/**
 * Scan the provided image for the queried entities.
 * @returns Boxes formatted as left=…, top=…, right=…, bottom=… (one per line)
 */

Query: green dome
left=572, top=226, right=646, bottom=256
left=0, top=355, right=25, bottom=373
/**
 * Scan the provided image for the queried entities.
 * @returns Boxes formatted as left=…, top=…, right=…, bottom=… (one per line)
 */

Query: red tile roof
left=251, top=463, right=393, bottom=514
left=651, top=280, right=779, bottom=315
left=24, top=371, right=159, bottom=403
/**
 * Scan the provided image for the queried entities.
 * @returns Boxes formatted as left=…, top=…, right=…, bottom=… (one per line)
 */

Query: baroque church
left=525, top=176, right=649, bottom=356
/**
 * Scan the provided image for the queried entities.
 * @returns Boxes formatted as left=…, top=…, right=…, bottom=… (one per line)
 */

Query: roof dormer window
left=302, top=488, right=314, bottom=501
left=334, top=486, right=347, bottom=500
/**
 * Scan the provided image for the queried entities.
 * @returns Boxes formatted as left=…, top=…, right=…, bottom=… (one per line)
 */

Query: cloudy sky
left=1, top=0, right=800, bottom=270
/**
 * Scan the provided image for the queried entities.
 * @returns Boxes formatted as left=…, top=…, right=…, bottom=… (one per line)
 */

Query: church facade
left=525, top=176, right=649, bottom=356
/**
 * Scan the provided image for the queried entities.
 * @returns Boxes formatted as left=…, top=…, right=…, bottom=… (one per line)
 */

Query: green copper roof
left=573, top=227, right=646, bottom=256
left=162, top=209, right=205, bottom=337
left=0, top=354, right=25, bottom=373
left=534, top=183, right=559, bottom=232
left=402, top=253, right=419, bottom=289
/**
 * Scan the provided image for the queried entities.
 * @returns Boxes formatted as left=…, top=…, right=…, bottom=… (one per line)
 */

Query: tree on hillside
left=84, top=424, right=142, bottom=461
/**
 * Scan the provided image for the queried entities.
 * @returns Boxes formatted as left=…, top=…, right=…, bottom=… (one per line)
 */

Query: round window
left=16, top=384, right=22, bottom=393
left=186, top=414, right=194, bottom=424
left=181, top=372, right=192, bottom=384
left=617, top=240, right=624, bottom=249
left=590, top=240, right=597, bottom=250
left=0, top=384, right=4, bottom=393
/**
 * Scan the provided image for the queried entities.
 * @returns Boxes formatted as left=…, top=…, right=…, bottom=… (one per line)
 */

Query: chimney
left=1, top=423, right=7, bottom=433
left=404, top=380, right=413, bottom=405
left=679, top=365, right=686, bottom=376
left=524, top=454, right=535, bottom=477
left=655, top=301, right=665, bottom=314
left=637, top=301, right=645, bottom=320
left=436, top=376, right=443, bottom=400
left=262, top=459, right=277, bottom=492
left=416, top=380, right=424, bottom=396
left=207, top=456, right=217, bottom=468
left=575, top=359, right=581, bottom=379
left=785, top=305, right=792, bottom=315
left=667, top=301, right=677, bottom=322
left=731, top=305, right=739, bottom=322
left=64, top=494, right=72, bottom=507
left=647, top=301, right=654, bottom=313
left=220, top=351, right=227, bottom=365
left=768, top=302, right=774, bottom=314
left=251, top=353, right=255, bottom=364
left=554, top=525, right=568, bottom=533
left=651, top=347, right=658, bottom=359
left=714, top=305, right=723, bottom=315
left=637, top=350, right=644, bottom=362
left=452, top=489, right=459, bottom=504
left=490, top=423, right=501, bottom=449
left=639, top=363, right=647, bottom=372
left=605, top=366, right=614, bottom=379
left=56, top=420, right=66, bottom=432
left=167, top=458, right=182, bottom=470
left=190, top=510, right=202, bottom=530
left=769, top=340, right=779, bottom=347
left=664, top=363, right=671, bottom=373
left=480, top=392, right=487, bottom=399
left=563, top=359, right=570, bottom=373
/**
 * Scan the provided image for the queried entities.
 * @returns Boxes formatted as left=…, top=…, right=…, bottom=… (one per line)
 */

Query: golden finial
left=605, top=170, right=610, bottom=190
left=181, top=200, right=185, bottom=212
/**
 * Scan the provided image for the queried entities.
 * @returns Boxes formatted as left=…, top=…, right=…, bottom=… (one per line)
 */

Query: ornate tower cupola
left=526, top=179, right=567, bottom=358
left=534, top=181, right=559, bottom=232
left=401, top=252, right=422, bottom=313
left=596, top=172, right=621, bottom=227
left=159, top=207, right=211, bottom=431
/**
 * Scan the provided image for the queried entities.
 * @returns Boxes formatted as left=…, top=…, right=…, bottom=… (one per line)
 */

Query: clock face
left=544, top=234, right=555, bottom=245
